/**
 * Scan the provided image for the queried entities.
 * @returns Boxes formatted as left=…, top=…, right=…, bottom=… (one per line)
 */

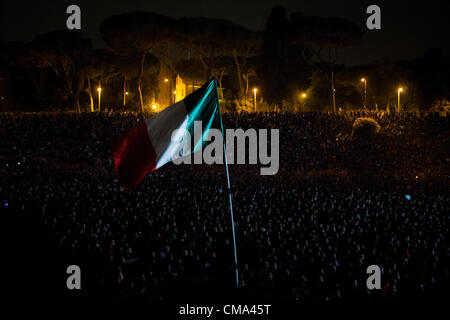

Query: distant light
left=97, top=87, right=102, bottom=92
left=405, top=194, right=411, bottom=201
left=125, top=91, right=129, bottom=95
left=173, top=91, right=176, bottom=94
left=361, top=78, right=366, bottom=82
left=164, top=79, right=169, bottom=83
left=301, top=93, right=307, bottom=98
left=415, top=175, right=419, bottom=179
left=152, top=104, right=157, bottom=110
left=398, top=87, right=403, bottom=93
left=253, top=88, right=258, bottom=93
left=1, top=96, right=4, bottom=100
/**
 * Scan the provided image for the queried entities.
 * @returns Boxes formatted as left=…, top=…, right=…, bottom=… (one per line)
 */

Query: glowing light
left=97, top=87, right=102, bottom=111
left=164, top=78, right=169, bottom=83
left=152, top=104, right=157, bottom=110
left=397, top=87, right=404, bottom=113
left=301, top=93, right=307, bottom=99
left=173, top=91, right=176, bottom=94
left=361, top=78, right=367, bottom=109
left=253, top=88, right=258, bottom=111
left=125, top=91, right=129, bottom=95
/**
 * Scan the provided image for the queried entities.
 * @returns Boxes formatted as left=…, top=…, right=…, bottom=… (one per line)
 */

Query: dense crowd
left=1, top=110, right=448, bottom=181
left=1, top=111, right=449, bottom=302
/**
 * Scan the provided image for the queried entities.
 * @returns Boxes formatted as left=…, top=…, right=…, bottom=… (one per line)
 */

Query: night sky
left=1, top=0, right=449, bottom=65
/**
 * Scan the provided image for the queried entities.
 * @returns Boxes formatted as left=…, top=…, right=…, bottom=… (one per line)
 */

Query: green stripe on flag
left=184, top=78, right=221, bottom=153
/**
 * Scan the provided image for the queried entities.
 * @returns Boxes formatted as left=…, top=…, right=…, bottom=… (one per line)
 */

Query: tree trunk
left=87, top=78, right=94, bottom=112
left=330, top=70, right=336, bottom=113
left=233, top=49, right=245, bottom=99
left=245, top=74, right=249, bottom=95
left=218, top=71, right=224, bottom=100
left=137, top=52, right=146, bottom=113
left=167, top=44, right=175, bottom=105
left=123, top=77, right=126, bottom=107
left=75, top=76, right=85, bottom=113
left=28, top=69, right=44, bottom=99
left=199, top=55, right=210, bottom=82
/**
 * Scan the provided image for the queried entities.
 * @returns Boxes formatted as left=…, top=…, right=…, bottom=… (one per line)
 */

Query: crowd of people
left=1, top=111, right=448, bottom=302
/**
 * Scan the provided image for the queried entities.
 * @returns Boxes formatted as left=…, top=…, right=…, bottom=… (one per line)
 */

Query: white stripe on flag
left=145, top=100, right=189, bottom=169
left=156, top=116, right=190, bottom=169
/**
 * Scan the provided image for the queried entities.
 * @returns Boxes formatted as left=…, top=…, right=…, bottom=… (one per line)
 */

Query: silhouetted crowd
left=1, top=111, right=448, bottom=301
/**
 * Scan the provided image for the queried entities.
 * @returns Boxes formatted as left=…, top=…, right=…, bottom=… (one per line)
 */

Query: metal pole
left=216, top=79, right=240, bottom=288
left=123, top=78, right=126, bottom=106
left=364, top=80, right=367, bottom=109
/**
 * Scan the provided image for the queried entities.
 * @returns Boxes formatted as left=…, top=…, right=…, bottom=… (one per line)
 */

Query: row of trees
left=0, top=6, right=366, bottom=112
left=1, top=7, right=448, bottom=113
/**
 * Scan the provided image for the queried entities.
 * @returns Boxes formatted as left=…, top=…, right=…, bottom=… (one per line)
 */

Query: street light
left=253, top=88, right=258, bottom=112
left=97, top=87, right=102, bottom=111
left=300, top=92, right=307, bottom=112
left=361, top=78, right=367, bottom=109
left=397, top=87, right=403, bottom=113
left=123, top=91, right=129, bottom=106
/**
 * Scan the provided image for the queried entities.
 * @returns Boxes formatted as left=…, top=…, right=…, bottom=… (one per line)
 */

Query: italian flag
left=112, top=78, right=221, bottom=189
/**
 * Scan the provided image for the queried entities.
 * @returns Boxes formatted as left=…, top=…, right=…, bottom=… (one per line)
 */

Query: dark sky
left=1, top=0, right=449, bottom=65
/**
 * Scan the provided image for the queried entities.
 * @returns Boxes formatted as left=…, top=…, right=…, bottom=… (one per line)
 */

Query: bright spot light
left=97, top=87, right=102, bottom=92
left=173, top=91, right=176, bottom=94
left=164, top=79, right=169, bottom=83
left=361, top=78, right=366, bottom=82
left=253, top=88, right=258, bottom=93
left=398, top=87, right=403, bottom=93
left=125, top=91, right=129, bottom=95
left=301, top=93, right=307, bottom=98
left=152, top=104, right=157, bottom=110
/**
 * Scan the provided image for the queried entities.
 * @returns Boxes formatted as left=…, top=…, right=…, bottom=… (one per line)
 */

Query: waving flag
left=111, top=78, right=221, bottom=189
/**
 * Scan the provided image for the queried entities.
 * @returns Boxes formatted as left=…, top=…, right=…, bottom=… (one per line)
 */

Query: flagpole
left=216, top=80, right=240, bottom=288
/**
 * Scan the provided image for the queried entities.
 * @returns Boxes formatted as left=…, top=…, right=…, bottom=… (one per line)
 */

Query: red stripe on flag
left=111, top=122, right=157, bottom=189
